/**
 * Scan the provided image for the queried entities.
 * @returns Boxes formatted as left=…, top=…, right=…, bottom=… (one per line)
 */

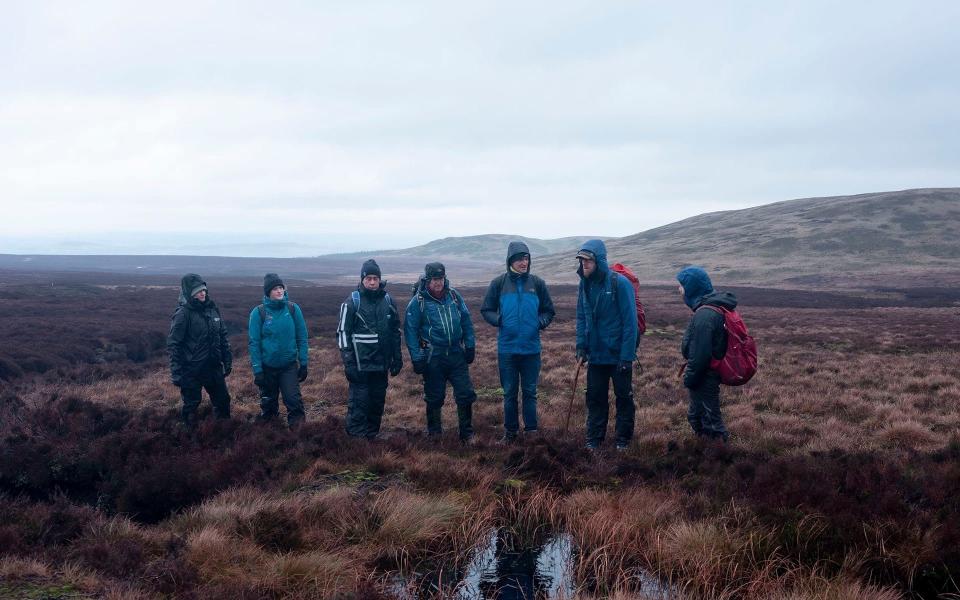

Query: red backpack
left=610, top=263, right=646, bottom=340
left=698, top=305, right=758, bottom=386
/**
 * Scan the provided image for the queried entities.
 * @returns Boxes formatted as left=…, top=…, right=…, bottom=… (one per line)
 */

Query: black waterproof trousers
left=584, top=363, right=634, bottom=447
left=423, top=351, right=476, bottom=440
left=687, top=371, right=728, bottom=441
left=179, top=364, right=230, bottom=426
left=259, top=362, right=305, bottom=426
left=346, top=371, right=389, bottom=438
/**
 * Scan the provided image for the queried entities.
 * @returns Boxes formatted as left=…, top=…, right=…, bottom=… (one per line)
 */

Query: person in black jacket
left=677, top=266, right=735, bottom=442
left=336, top=260, right=403, bottom=438
left=167, top=273, right=232, bottom=428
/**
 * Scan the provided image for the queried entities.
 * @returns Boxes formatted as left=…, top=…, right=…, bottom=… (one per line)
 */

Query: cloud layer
left=3, top=1, right=958, bottom=255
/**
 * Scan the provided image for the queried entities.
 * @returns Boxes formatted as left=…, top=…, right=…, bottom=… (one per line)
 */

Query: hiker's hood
left=700, top=290, right=738, bottom=311
left=178, top=273, right=208, bottom=308
left=677, top=266, right=714, bottom=311
left=576, top=239, right=609, bottom=281
left=506, top=240, right=531, bottom=274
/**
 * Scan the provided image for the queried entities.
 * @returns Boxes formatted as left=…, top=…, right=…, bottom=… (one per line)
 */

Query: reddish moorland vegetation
left=1, top=272, right=959, bottom=599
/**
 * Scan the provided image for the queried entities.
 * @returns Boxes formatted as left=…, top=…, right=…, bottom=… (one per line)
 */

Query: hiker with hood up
left=248, top=273, right=309, bottom=427
left=167, top=273, right=233, bottom=428
left=481, top=241, right=555, bottom=443
left=575, top=240, right=637, bottom=450
left=677, top=266, right=735, bottom=442
left=336, top=259, right=403, bottom=439
left=405, top=262, right=478, bottom=443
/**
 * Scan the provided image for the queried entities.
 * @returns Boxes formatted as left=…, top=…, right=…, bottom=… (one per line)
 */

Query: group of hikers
left=167, top=239, right=740, bottom=449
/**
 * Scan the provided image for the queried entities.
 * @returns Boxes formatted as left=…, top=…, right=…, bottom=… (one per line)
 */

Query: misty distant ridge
left=1, top=188, right=958, bottom=288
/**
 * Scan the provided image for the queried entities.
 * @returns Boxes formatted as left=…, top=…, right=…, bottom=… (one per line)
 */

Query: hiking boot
left=585, top=442, right=599, bottom=452
left=255, top=412, right=277, bottom=424
left=615, top=442, right=629, bottom=452
left=460, top=434, right=476, bottom=446
left=498, top=432, right=518, bottom=445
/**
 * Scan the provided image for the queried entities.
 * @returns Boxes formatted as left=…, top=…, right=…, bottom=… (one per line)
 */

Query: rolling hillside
left=332, top=234, right=598, bottom=263
left=533, top=188, right=960, bottom=286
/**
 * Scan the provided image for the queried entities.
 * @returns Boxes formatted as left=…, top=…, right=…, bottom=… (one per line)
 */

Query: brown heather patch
left=2, top=279, right=960, bottom=597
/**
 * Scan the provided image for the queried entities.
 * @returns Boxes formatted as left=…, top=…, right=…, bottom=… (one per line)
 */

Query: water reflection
left=391, top=528, right=673, bottom=599
left=455, top=529, right=574, bottom=599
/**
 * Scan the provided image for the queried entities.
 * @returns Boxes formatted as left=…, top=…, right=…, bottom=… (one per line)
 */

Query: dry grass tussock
left=3, top=282, right=960, bottom=598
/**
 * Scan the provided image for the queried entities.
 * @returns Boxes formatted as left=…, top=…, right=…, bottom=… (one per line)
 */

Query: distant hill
left=0, top=235, right=600, bottom=286
left=534, top=188, right=960, bottom=286
left=333, top=234, right=599, bottom=264
left=3, top=190, right=958, bottom=289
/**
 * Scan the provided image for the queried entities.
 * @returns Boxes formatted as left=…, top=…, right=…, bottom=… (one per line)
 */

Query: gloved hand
left=538, top=315, right=550, bottom=330
left=389, top=360, right=403, bottom=377
left=464, top=346, right=476, bottom=365
left=223, top=364, right=232, bottom=377
left=171, top=376, right=182, bottom=388
left=254, top=372, right=265, bottom=388
left=344, top=363, right=362, bottom=383
left=412, top=360, right=427, bottom=375
left=575, top=347, right=587, bottom=364
left=297, top=365, right=308, bottom=382
left=617, top=361, right=632, bottom=375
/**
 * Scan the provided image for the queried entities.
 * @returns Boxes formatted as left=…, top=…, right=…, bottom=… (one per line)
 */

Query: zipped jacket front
left=404, top=279, right=476, bottom=363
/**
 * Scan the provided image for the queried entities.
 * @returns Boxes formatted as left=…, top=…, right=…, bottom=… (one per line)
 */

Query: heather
left=1, top=274, right=958, bottom=598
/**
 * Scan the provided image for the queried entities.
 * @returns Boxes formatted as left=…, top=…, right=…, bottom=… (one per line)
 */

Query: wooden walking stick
left=563, top=361, right=584, bottom=434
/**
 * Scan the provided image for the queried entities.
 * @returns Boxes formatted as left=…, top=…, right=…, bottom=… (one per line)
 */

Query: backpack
left=698, top=305, right=758, bottom=386
left=610, top=263, right=647, bottom=340
left=351, top=290, right=393, bottom=312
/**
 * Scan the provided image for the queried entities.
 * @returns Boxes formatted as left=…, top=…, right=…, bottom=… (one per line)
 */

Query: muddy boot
left=456, top=403, right=474, bottom=443
left=426, top=405, right=443, bottom=437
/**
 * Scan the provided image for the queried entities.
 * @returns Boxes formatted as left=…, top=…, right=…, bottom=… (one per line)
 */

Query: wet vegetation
left=1, top=273, right=959, bottom=598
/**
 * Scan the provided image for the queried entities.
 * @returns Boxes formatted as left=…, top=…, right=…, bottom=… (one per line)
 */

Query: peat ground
left=1, top=273, right=959, bottom=598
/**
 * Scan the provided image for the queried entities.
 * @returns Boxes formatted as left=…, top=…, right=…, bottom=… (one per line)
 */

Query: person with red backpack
left=676, top=266, right=739, bottom=442
left=575, top=239, right=638, bottom=451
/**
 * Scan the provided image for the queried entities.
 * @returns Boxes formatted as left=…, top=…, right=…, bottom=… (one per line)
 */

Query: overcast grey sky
left=3, top=1, right=958, bottom=255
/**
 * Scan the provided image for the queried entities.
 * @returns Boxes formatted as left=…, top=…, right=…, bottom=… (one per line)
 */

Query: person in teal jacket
left=248, top=273, right=308, bottom=427
left=405, top=262, right=477, bottom=442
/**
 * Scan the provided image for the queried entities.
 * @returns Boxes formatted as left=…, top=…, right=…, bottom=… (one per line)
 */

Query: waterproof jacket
left=167, top=279, right=232, bottom=384
left=681, top=291, right=736, bottom=389
left=248, top=292, right=309, bottom=374
left=575, top=239, right=637, bottom=365
left=481, top=241, right=555, bottom=355
left=336, top=283, right=403, bottom=372
left=404, top=278, right=476, bottom=363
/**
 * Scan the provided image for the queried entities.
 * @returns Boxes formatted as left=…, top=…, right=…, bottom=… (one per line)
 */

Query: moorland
left=1, top=271, right=959, bottom=599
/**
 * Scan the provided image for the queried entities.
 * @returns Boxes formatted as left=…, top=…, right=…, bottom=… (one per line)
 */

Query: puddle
left=455, top=529, right=575, bottom=599
left=391, top=528, right=675, bottom=599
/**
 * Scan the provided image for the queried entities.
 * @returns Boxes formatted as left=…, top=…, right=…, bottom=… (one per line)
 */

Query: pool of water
left=390, top=528, right=674, bottom=599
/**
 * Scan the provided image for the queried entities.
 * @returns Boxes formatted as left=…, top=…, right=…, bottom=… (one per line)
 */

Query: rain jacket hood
left=178, top=273, right=209, bottom=309
left=677, top=266, right=715, bottom=311
left=506, top=241, right=531, bottom=272
left=576, top=239, right=609, bottom=281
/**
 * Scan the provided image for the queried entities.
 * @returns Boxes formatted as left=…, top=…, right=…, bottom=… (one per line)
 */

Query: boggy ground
left=1, top=274, right=959, bottom=599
